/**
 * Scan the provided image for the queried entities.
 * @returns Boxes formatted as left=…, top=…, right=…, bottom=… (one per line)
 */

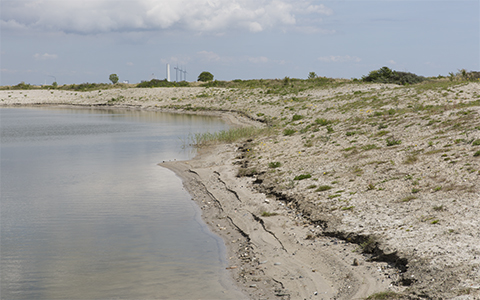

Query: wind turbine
left=183, top=67, right=187, bottom=82
left=174, top=65, right=179, bottom=82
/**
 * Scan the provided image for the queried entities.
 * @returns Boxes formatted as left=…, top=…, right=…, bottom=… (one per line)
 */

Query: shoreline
left=2, top=84, right=479, bottom=299
left=161, top=143, right=394, bottom=300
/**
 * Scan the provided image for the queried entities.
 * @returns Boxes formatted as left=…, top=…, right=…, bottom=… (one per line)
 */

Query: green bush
left=12, top=82, right=34, bottom=90
left=61, top=82, right=112, bottom=91
left=362, top=66, right=425, bottom=85
left=136, top=79, right=188, bottom=88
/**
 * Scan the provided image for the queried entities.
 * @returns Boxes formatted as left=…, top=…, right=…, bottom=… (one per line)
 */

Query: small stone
left=249, top=284, right=257, bottom=288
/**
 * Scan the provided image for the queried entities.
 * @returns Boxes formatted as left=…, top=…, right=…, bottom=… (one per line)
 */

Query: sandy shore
left=2, top=82, right=479, bottom=299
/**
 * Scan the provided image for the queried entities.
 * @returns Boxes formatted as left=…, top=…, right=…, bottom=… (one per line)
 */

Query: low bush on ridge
left=137, top=79, right=189, bottom=88
left=362, top=67, right=425, bottom=85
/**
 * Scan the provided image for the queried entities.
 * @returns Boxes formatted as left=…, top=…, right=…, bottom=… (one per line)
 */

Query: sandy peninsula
left=1, top=80, right=479, bottom=299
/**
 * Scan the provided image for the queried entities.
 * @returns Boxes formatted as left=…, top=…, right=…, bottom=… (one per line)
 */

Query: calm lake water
left=0, top=107, right=245, bottom=299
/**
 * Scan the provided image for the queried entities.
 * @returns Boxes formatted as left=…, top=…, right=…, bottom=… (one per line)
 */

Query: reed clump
left=190, top=127, right=273, bottom=147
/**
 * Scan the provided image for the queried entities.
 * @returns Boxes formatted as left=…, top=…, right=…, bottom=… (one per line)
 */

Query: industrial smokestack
left=166, top=64, right=171, bottom=82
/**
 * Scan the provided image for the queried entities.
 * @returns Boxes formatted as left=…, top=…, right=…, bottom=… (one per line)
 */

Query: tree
left=308, top=72, right=317, bottom=80
left=109, top=74, right=119, bottom=84
left=197, top=71, right=214, bottom=82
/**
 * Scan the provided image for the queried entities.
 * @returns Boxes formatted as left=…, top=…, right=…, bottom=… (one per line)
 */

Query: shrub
left=472, top=139, right=480, bottom=146
left=362, top=66, right=425, bottom=85
left=137, top=79, right=187, bottom=88
left=474, top=150, right=480, bottom=157
left=13, top=82, right=35, bottom=90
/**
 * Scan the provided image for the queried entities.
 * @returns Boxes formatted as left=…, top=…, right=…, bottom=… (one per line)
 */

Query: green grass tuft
left=268, top=161, right=282, bottom=168
left=283, top=128, right=296, bottom=136
left=294, top=174, right=312, bottom=180
left=316, top=185, right=332, bottom=192
left=191, top=127, right=272, bottom=146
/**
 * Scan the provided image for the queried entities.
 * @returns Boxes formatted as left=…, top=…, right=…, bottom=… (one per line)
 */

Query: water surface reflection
left=1, top=107, right=245, bottom=299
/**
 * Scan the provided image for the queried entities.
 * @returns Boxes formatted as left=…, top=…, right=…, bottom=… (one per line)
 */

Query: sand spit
left=2, top=82, right=479, bottom=299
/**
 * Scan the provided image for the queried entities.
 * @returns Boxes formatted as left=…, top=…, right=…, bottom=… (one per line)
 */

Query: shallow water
left=0, top=107, right=244, bottom=299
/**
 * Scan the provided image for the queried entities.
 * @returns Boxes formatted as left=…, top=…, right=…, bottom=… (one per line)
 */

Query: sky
left=1, top=0, right=479, bottom=86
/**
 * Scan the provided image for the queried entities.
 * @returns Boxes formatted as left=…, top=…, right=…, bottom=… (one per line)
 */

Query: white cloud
left=33, top=53, right=58, bottom=60
left=318, top=55, right=361, bottom=63
left=1, top=0, right=333, bottom=34
left=197, top=51, right=270, bottom=64
left=160, top=56, right=191, bottom=65
left=197, top=51, right=223, bottom=63
left=388, top=60, right=397, bottom=65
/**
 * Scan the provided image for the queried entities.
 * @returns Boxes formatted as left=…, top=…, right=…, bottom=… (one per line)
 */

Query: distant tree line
left=3, top=68, right=479, bottom=91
